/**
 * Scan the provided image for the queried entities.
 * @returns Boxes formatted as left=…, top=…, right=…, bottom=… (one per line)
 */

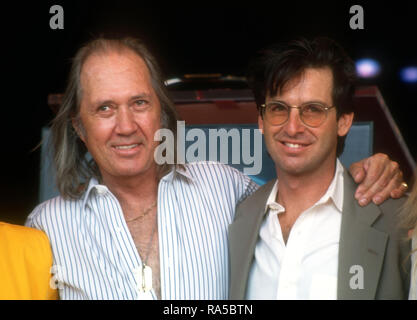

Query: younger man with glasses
left=229, top=37, right=411, bottom=299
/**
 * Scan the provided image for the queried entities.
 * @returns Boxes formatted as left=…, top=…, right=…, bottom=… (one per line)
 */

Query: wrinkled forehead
left=81, top=48, right=150, bottom=83
left=78, top=49, right=155, bottom=105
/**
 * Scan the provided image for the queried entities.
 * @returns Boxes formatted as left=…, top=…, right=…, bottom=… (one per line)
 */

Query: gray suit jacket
left=229, top=170, right=411, bottom=299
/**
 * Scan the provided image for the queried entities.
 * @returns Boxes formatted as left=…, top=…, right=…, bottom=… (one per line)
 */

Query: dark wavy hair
left=247, top=37, right=357, bottom=156
left=50, top=37, right=179, bottom=199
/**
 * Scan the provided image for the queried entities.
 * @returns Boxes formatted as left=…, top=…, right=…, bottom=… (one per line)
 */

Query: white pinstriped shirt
left=26, top=162, right=258, bottom=300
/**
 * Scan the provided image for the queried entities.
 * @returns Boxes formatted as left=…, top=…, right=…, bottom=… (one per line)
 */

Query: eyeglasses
left=260, top=101, right=336, bottom=128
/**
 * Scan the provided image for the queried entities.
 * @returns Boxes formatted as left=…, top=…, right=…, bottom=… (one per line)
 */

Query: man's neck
left=276, top=161, right=337, bottom=218
left=101, top=166, right=160, bottom=217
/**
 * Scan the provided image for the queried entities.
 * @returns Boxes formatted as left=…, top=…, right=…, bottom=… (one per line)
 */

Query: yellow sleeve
left=0, top=222, right=58, bottom=300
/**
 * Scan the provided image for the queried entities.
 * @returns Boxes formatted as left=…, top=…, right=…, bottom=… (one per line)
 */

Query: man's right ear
left=71, top=118, right=85, bottom=143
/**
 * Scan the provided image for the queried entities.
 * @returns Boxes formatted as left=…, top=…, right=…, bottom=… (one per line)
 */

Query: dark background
left=1, top=1, right=416, bottom=224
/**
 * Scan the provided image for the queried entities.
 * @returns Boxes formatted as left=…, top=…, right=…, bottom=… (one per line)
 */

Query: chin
left=128, top=161, right=158, bottom=177
left=277, top=158, right=312, bottom=176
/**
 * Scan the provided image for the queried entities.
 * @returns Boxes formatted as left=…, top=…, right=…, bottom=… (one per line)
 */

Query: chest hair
left=125, top=208, right=161, bottom=299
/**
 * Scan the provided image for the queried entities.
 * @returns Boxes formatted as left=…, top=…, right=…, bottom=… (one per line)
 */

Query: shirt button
left=95, top=185, right=108, bottom=195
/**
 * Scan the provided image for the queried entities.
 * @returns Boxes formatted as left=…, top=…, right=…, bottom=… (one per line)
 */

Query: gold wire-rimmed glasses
left=260, top=101, right=336, bottom=128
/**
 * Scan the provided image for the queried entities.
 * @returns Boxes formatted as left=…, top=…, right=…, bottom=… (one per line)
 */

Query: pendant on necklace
left=140, top=264, right=152, bottom=292
left=134, top=264, right=153, bottom=299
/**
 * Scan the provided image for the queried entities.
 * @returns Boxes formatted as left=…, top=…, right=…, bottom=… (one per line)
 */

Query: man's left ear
left=72, top=117, right=86, bottom=143
left=337, top=112, right=354, bottom=137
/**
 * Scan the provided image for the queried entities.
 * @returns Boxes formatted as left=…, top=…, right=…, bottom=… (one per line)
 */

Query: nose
left=283, top=107, right=305, bottom=136
left=115, top=106, right=137, bottom=136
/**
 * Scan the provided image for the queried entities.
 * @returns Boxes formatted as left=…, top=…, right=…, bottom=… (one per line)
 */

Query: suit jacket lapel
left=337, top=171, right=388, bottom=299
left=229, top=180, right=276, bottom=299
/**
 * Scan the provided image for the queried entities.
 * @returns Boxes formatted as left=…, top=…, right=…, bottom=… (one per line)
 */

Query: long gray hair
left=50, top=37, right=179, bottom=199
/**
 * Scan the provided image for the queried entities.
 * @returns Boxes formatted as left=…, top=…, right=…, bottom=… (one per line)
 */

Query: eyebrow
left=268, top=99, right=330, bottom=105
left=92, top=93, right=153, bottom=107
left=129, top=93, right=153, bottom=103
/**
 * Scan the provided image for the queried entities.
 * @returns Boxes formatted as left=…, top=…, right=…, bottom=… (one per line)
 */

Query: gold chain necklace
left=125, top=201, right=157, bottom=223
